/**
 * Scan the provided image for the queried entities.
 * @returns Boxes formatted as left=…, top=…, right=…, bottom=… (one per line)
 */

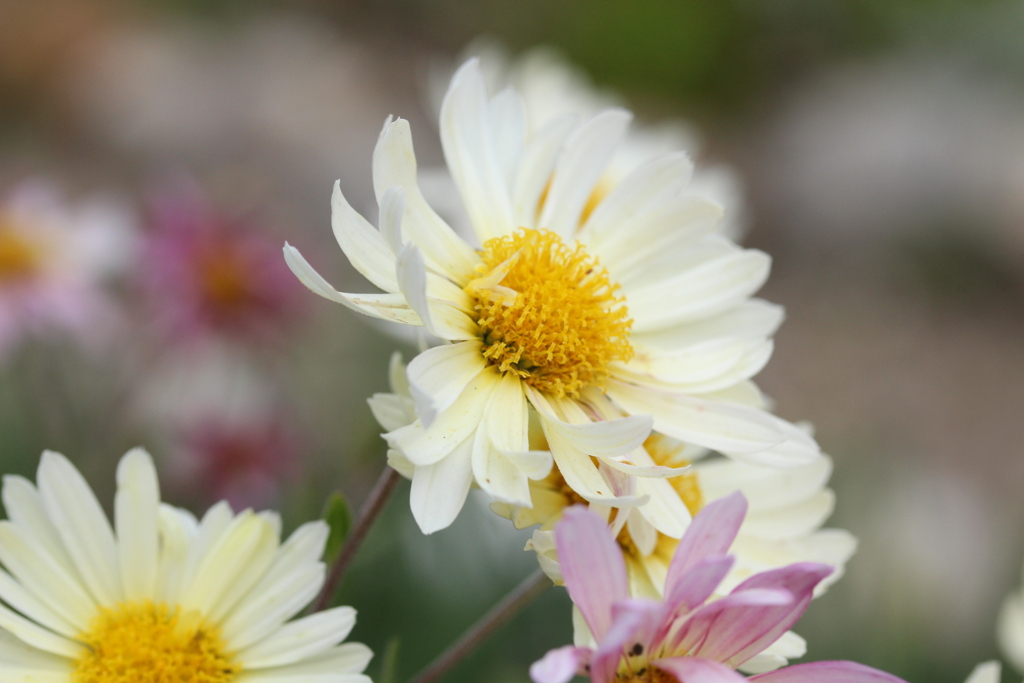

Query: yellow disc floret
left=468, top=228, right=632, bottom=398
left=73, top=601, right=239, bottom=683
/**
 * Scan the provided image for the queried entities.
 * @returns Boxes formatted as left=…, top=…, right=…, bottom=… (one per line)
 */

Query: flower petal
left=512, top=114, right=578, bottom=228
left=539, top=109, right=631, bottom=239
left=236, top=606, right=357, bottom=669
left=409, top=435, right=475, bottom=534
left=748, top=661, right=909, bottom=683
left=330, top=180, right=398, bottom=292
left=555, top=506, right=628, bottom=641
left=406, top=341, right=487, bottom=428
left=530, top=645, right=591, bottom=683
left=115, top=448, right=160, bottom=601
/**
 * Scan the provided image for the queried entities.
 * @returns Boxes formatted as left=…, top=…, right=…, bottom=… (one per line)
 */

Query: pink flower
left=531, top=494, right=906, bottom=683
left=139, top=186, right=303, bottom=344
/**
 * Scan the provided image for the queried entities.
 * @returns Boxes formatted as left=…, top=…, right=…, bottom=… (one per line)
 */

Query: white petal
left=409, top=436, right=475, bottom=534
left=739, top=490, right=835, bottom=540
left=368, top=393, right=416, bottom=433
left=221, top=564, right=324, bottom=651
left=440, top=60, right=516, bottom=243
left=36, top=451, right=121, bottom=605
left=330, top=181, right=399, bottom=292
left=512, top=114, right=578, bottom=228
left=964, top=662, right=1001, bottom=683
left=391, top=371, right=498, bottom=467
left=501, top=450, right=554, bottom=480
left=1, top=476, right=70, bottom=570
left=237, top=606, right=357, bottom=669
left=697, top=456, right=832, bottom=512
left=242, top=643, right=372, bottom=678
left=406, top=341, right=487, bottom=428
left=472, top=427, right=531, bottom=507
left=539, top=109, right=631, bottom=238
left=378, top=185, right=405, bottom=255
left=489, top=87, right=528, bottom=188
left=580, top=152, right=694, bottom=246
left=595, top=196, right=722, bottom=280
left=632, top=299, right=783, bottom=351
left=626, top=249, right=772, bottom=332
left=543, top=398, right=652, bottom=459
left=115, top=448, right=160, bottom=601
left=0, top=629, right=72, bottom=674
left=606, top=381, right=785, bottom=455
left=396, top=243, right=436, bottom=335
left=485, top=371, right=529, bottom=453
left=156, top=504, right=195, bottom=605
left=373, top=117, right=479, bottom=283
left=0, top=602, right=82, bottom=658
left=0, top=567, right=77, bottom=637
left=180, top=513, right=278, bottom=621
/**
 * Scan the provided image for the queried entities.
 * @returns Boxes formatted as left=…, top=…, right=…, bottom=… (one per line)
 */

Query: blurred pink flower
left=0, top=181, right=134, bottom=359
left=140, top=186, right=303, bottom=343
left=531, top=495, right=905, bottom=683
left=174, top=415, right=300, bottom=510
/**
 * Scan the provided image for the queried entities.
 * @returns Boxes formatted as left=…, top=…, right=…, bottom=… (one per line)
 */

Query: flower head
left=289, top=58, right=819, bottom=534
left=0, top=181, right=133, bottom=360
left=530, top=494, right=903, bottom=683
left=141, top=186, right=303, bottom=344
left=0, top=449, right=371, bottom=682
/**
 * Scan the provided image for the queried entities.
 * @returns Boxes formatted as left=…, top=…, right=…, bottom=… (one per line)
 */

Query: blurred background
left=2, top=0, right=1024, bottom=681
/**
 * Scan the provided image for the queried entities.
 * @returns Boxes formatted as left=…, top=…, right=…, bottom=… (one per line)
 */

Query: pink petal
left=689, top=563, right=833, bottom=667
left=669, top=589, right=793, bottom=656
left=653, top=657, right=748, bottom=683
left=590, top=600, right=666, bottom=683
left=665, top=555, right=735, bottom=615
left=748, top=661, right=909, bottom=683
left=530, top=646, right=592, bottom=683
left=664, top=492, right=747, bottom=598
left=556, top=505, right=629, bottom=641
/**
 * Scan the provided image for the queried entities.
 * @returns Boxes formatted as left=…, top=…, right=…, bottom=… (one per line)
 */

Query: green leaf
left=321, top=492, right=352, bottom=562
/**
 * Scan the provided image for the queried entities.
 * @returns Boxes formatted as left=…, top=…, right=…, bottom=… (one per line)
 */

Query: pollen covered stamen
left=73, top=601, right=239, bottom=683
left=468, top=228, right=632, bottom=398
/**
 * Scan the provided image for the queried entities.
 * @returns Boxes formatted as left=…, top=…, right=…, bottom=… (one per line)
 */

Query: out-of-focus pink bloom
left=173, top=415, right=300, bottom=510
left=140, top=187, right=303, bottom=343
left=0, top=181, right=134, bottom=359
left=531, top=494, right=906, bottom=683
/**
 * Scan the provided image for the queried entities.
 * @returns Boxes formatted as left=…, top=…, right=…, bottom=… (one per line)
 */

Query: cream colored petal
left=611, top=340, right=774, bottom=396
left=409, top=436, right=475, bottom=534
left=594, top=196, right=722, bottom=279
left=634, top=476, right=691, bottom=539
left=115, top=448, right=160, bottom=602
left=500, top=450, right=553, bottom=480
left=0, top=602, right=82, bottom=658
left=696, top=456, right=832, bottom=512
left=180, top=513, right=278, bottom=621
left=485, top=371, right=529, bottom=453
left=440, top=60, right=515, bottom=242
left=616, top=339, right=753, bottom=386
left=377, top=185, right=405, bottom=256
left=1000, top=593, right=1024, bottom=674
left=539, top=109, right=631, bottom=239
left=580, top=152, right=694, bottom=247
left=387, top=450, right=416, bottom=480
left=36, top=451, right=120, bottom=606
left=396, top=243, right=437, bottom=337
left=489, top=87, right=528, bottom=187
left=242, top=643, right=372, bottom=678
left=1, top=476, right=70, bottom=569
left=631, top=299, right=783, bottom=351
left=511, top=113, right=577, bottom=228
left=155, top=505, right=194, bottom=605
left=626, top=511, right=657, bottom=557
left=283, top=244, right=424, bottom=326
left=330, top=181, right=399, bottom=293
left=471, top=428, right=531, bottom=507
left=625, top=249, right=772, bottom=333
left=0, top=564, right=78, bottom=638
left=406, top=341, right=487, bottom=428
left=237, top=606, right=356, bottom=669
left=237, top=673, right=369, bottom=683
left=221, top=564, right=323, bottom=651
left=741, top=491, right=835, bottom=541
left=963, top=662, right=1001, bottom=683
left=606, top=381, right=786, bottom=456
left=373, top=117, right=479, bottom=283
left=0, top=628, right=72, bottom=674
left=391, top=371, right=497, bottom=467
left=544, top=398, right=651, bottom=459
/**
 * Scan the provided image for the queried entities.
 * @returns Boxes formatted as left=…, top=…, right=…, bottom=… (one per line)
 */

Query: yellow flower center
left=73, top=601, right=239, bottom=683
left=0, top=223, right=41, bottom=282
left=467, top=228, right=633, bottom=398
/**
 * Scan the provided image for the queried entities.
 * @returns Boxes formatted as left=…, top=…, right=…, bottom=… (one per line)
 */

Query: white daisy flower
left=287, top=58, right=819, bottom=534
left=0, top=448, right=372, bottom=683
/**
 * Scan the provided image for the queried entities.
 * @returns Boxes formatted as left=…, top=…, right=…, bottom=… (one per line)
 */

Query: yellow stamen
left=468, top=228, right=633, bottom=398
left=73, top=601, right=239, bottom=683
